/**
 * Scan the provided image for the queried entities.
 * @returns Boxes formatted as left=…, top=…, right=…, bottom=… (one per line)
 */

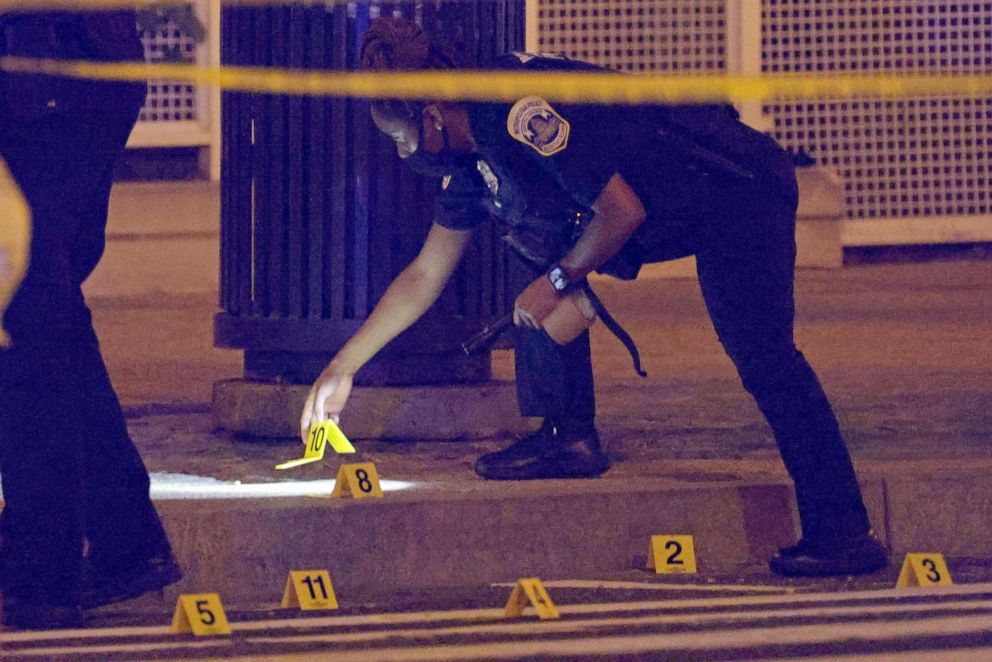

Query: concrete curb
left=159, top=479, right=795, bottom=607
left=148, top=470, right=992, bottom=607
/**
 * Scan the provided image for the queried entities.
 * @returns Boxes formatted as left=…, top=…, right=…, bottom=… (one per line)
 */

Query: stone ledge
left=796, top=166, right=846, bottom=220
left=212, top=378, right=529, bottom=440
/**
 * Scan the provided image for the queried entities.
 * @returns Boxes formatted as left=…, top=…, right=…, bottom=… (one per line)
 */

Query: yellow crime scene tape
left=1, top=0, right=991, bottom=102
left=2, top=56, right=992, bottom=104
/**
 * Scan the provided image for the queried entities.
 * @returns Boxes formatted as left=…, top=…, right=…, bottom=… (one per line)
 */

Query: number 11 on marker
left=282, top=570, right=339, bottom=611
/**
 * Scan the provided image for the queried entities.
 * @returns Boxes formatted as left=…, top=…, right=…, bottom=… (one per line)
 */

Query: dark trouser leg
left=75, top=323, right=173, bottom=572
left=69, top=155, right=172, bottom=571
left=514, top=327, right=596, bottom=423
left=0, top=344, right=85, bottom=602
left=0, top=111, right=171, bottom=599
left=695, top=204, right=870, bottom=544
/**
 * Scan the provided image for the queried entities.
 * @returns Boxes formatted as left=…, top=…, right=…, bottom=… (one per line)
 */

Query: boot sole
left=476, top=458, right=611, bottom=481
left=769, top=554, right=888, bottom=578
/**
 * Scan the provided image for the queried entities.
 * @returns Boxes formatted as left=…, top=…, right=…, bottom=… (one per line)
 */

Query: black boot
left=769, top=531, right=889, bottom=577
left=475, top=419, right=611, bottom=480
left=80, top=552, right=182, bottom=609
left=2, top=596, right=84, bottom=630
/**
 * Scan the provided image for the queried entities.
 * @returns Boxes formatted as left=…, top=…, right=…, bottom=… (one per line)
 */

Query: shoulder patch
left=507, top=96, right=571, bottom=157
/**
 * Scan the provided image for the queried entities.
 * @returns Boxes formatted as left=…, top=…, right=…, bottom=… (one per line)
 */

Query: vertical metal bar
left=524, top=0, right=539, bottom=52
left=218, top=4, right=231, bottom=312
left=267, top=4, right=289, bottom=318
left=250, top=5, right=270, bottom=317
left=286, top=4, right=306, bottom=319
left=730, top=0, right=767, bottom=129
left=329, top=2, right=348, bottom=320
left=307, top=4, right=327, bottom=320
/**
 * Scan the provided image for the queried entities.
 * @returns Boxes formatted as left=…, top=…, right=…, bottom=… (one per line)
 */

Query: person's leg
left=0, top=343, right=85, bottom=602
left=475, top=325, right=608, bottom=479
left=514, top=326, right=596, bottom=425
left=694, top=199, right=883, bottom=575
left=0, top=118, right=93, bottom=625
left=64, top=139, right=173, bottom=572
left=0, top=111, right=177, bottom=620
left=58, top=114, right=179, bottom=605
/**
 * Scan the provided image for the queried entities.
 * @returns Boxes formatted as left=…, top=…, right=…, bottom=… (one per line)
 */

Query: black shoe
left=475, top=421, right=611, bottom=480
left=769, top=533, right=889, bottom=577
left=3, top=596, right=84, bottom=630
left=80, top=553, right=183, bottom=609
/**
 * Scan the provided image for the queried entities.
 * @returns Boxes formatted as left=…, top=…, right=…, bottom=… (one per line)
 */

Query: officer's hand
left=300, top=367, right=354, bottom=443
left=514, top=275, right=559, bottom=330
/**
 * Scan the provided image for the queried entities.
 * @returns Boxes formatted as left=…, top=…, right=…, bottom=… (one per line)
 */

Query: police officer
left=0, top=10, right=180, bottom=628
left=301, top=17, right=888, bottom=577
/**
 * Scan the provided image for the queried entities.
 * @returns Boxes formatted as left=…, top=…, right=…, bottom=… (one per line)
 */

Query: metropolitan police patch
left=507, top=96, right=570, bottom=157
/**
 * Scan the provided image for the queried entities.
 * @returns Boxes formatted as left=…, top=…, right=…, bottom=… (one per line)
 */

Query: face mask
left=402, top=119, right=459, bottom=177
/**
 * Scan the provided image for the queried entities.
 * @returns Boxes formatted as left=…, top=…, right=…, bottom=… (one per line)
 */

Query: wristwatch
left=547, top=264, right=571, bottom=293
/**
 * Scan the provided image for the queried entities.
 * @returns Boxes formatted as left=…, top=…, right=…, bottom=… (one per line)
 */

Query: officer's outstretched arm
left=300, top=222, right=473, bottom=438
left=560, top=172, right=646, bottom=280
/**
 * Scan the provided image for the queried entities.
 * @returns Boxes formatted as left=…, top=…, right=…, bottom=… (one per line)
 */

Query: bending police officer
left=300, top=17, right=888, bottom=578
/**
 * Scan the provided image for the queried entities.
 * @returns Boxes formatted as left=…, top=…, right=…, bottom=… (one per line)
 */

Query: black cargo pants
left=513, top=162, right=871, bottom=545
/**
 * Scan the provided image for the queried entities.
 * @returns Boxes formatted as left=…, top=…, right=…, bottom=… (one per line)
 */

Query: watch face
left=549, top=266, right=568, bottom=292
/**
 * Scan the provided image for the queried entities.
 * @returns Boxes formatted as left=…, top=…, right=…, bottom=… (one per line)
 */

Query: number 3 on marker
left=896, top=553, right=953, bottom=588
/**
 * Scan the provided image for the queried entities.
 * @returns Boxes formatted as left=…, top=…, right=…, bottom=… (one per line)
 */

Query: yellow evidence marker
left=281, top=570, right=339, bottom=611
left=504, top=578, right=560, bottom=620
left=647, top=535, right=698, bottom=574
left=896, top=553, right=953, bottom=588
left=330, top=462, right=384, bottom=498
left=277, top=419, right=356, bottom=470
left=171, top=594, right=232, bottom=636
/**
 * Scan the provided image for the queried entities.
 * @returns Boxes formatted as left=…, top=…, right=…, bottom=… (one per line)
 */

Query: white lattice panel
left=534, top=0, right=727, bottom=72
left=762, top=0, right=992, bottom=220
left=139, top=11, right=201, bottom=123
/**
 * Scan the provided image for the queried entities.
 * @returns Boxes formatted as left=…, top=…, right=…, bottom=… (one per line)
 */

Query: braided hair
left=360, top=17, right=455, bottom=71
left=360, top=17, right=455, bottom=123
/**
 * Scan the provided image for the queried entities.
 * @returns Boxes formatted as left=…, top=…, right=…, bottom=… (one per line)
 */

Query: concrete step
left=150, top=469, right=992, bottom=608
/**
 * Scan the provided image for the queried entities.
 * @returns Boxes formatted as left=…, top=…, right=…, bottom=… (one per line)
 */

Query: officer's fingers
left=300, top=388, right=317, bottom=442
left=313, top=379, right=340, bottom=423
left=513, top=308, right=522, bottom=327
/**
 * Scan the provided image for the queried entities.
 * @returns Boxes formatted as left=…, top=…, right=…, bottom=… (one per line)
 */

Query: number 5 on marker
left=171, top=594, right=231, bottom=636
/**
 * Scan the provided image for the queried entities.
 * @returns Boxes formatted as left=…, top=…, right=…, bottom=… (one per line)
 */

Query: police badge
left=507, top=96, right=571, bottom=157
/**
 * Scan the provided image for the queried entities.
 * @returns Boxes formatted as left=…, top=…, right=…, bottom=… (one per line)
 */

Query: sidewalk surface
left=98, top=259, right=992, bottom=483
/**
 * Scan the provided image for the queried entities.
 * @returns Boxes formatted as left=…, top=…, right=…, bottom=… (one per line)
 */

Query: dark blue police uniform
left=433, top=53, right=872, bottom=547
left=0, top=11, right=175, bottom=617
